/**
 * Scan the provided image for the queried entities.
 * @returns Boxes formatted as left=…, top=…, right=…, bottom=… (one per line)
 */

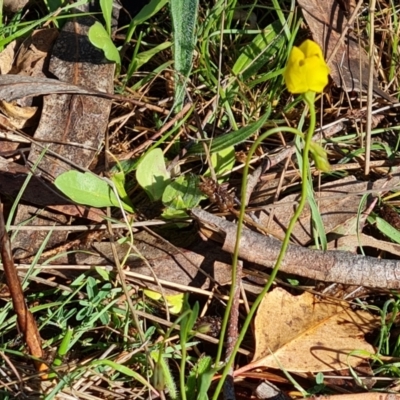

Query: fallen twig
left=191, top=208, right=400, bottom=289
left=0, top=199, right=47, bottom=375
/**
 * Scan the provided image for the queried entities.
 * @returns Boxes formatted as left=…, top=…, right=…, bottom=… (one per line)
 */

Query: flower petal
left=303, top=55, right=330, bottom=93
left=284, top=40, right=330, bottom=93
left=298, top=39, right=324, bottom=60
left=283, top=46, right=308, bottom=94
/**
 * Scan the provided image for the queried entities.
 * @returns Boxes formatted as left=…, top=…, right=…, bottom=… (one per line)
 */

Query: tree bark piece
left=12, top=16, right=114, bottom=259
left=28, top=16, right=113, bottom=179
left=191, top=208, right=400, bottom=289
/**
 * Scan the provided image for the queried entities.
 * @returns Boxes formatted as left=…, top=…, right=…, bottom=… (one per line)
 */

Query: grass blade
left=170, top=0, right=199, bottom=109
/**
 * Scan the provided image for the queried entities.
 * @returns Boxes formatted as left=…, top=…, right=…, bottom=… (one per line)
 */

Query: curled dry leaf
left=238, top=288, right=378, bottom=373
left=0, top=29, right=58, bottom=128
left=0, top=100, right=39, bottom=128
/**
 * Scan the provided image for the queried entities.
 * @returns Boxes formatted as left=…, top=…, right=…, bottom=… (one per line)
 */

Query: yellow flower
left=284, top=40, right=330, bottom=94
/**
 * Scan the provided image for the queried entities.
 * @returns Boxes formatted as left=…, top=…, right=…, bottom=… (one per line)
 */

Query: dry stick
left=364, top=0, right=377, bottom=176
left=129, top=101, right=192, bottom=156
left=191, top=208, right=400, bottom=290
left=0, top=200, right=47, bottom=376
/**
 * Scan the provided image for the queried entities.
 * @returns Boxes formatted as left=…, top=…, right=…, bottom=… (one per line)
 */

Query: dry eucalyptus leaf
left=71, top=230, right=233, bottom=296
left=241, top=288, right=378, bottom=373
left=328, top=233, right=400, bottom=257
left=297, top=0, right=395, bottom=101
left=0, top=74, right=104, bottom=102
left=11, top=28, right=58, bottom=77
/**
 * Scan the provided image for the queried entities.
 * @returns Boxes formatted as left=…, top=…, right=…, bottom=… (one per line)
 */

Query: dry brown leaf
left=0, top=29, right=58, bottom=128
left=11, top=29, right=58, bottom=78
left=0, top=41, right=18, bottom=74
left=328, top=233, right=400, bottom=257
left=259, top=174, right=400, bottom=247
left=0, top=100, right=39, bottom=128
left=259, top=176, right=367, bottom=245
left=73, top=230, right=233, bottom=295
left=297, top=0, right=395, bottom=101
left=235, top=288, right=378, bottom=374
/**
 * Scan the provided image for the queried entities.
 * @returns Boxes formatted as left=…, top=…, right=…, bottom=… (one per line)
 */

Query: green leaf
left=144, top=290, right=184, bottom=315
left=206, top=146, right=236, bottom=181
left=95, top=266, right=110, bottom=281
left=162, top=175, right=202, bottom=211
left=54, top=171, right=134, bottom=213
left=376, top=216, right=400, bottom=244
left=170, top=0, right=199, bottom=109
left=188, top=108, right=271, bottom=155
left=136, top=148, right=171, bottom=201
left=110, top=169, right=134, bottom=210
left=232, top=21, right=283, bottom=81
left=90, top=359, right=156, bottom=391
left=132, top=0, right=169, bottom=26
left=100, top=0, right=113, bottom=36
left=89, top=21, right=121, bottom=65
left=126, top=42, right=172, bottom=75
left=180, top=298, right=199, bottom=342
left=186, top=355, right=219, bottom=400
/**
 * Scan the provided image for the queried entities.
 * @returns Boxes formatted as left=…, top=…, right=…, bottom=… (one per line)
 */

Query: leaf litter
left=1, top=0, right=400, bottom=398
left=235, top=287, right=378, bottom=374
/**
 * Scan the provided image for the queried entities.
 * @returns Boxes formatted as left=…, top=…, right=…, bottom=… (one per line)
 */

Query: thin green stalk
left=214, top=126, right=301, bottom=366
left=213, top=92, right=317, bottom=398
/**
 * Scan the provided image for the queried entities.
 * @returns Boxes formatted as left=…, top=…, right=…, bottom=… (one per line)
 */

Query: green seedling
left=186, top=355, right=220, bottom=400
left=89, top=21, right=120, bottom=66
left=88, top=0, right=121, bottom=67
left=151, top=348, right=178, bottom=399
left=205, top=146, right=236, bottom=181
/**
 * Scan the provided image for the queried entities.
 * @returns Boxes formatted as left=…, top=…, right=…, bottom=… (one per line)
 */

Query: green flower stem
left=213, top=92, right=317, bottom=399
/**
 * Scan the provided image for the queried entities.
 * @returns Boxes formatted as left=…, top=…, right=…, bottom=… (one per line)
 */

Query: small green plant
left=88, top=0, right=121, bottom=66
left=213, top=39, right=331, bottom=398
left=152, top=295, right=221, bottom=400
